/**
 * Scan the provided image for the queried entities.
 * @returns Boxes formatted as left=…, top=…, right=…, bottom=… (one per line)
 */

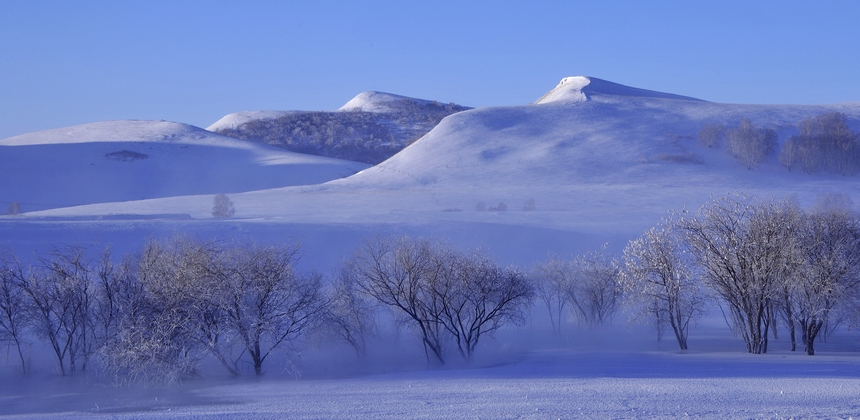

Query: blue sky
left=1, top=0, right=859, bottom=139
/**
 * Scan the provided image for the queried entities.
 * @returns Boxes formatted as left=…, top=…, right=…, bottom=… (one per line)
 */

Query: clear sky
left=1, top=0, right=859, bottom=139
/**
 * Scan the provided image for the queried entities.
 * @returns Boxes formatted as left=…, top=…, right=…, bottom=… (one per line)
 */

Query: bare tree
left=325, top=267, right=377, bottom=359
left=435, top=252, right=533, bottom=362
left=622, top=223, right=705, bottom=350
left=726, top=118, right=777, bottom=169
left=347, top=237, right=533, bottom=364
left=347, top=236, right=448, bottom=364
left=0, top=252, right=30, bottom=374
left=531, top=257, right=576, bottom=335
left=679, top=195, right=800, bottom=353
left=220, top=243, right=325, bottom=376
left=20, top=246, right=97, bottom=375
left=567, top=247, right=622, bottom=326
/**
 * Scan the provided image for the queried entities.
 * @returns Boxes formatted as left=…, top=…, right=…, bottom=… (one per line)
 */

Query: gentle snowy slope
left=0, top=120, right=368, bottom=212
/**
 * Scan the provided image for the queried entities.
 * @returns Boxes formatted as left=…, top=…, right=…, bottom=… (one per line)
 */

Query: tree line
left=531, top=193, right=860, bottom=355
left=3, top=195, right=860, bottom=385
left=697, top=112, right=859, bottom=174
left=0, top=236, right=532, bottom=383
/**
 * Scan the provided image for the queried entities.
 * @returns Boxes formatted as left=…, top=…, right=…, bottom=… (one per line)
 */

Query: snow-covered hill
left=40, top=77, right=860, bottom=241
left=208, top=92, right=470, bottom=164
left=6, top=76, right=860, bottom=258
left=0, top=120, right=368, bottom=212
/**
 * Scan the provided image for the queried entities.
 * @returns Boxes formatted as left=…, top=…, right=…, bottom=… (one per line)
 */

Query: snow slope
left=0, top=120, right=368, bottom=212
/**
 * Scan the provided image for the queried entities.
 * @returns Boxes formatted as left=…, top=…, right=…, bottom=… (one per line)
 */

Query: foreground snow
left=2, top=346, right=859, bottom=419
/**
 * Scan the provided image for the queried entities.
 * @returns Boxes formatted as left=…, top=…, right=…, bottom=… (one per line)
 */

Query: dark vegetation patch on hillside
left=215, top=101, right=470, bottom=164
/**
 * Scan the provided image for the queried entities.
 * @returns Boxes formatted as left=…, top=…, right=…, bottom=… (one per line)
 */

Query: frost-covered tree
left=726, top=119, right=777, bottom=169
left=622, top=223, right=705, bottom=350
left=787, top=204, right=860, bottom=355
left=212, top=193, right=235, bottom=218
left=679, top=195, right=800, bottom=354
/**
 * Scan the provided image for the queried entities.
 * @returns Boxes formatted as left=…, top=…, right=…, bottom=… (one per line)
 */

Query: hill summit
left=535, top=76, right=704, bottom=104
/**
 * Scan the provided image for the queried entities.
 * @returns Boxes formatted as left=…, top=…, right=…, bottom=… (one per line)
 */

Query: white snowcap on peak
left=338, top=91, right=432, bottom=113
left=535, top=76, right=703, bottom=104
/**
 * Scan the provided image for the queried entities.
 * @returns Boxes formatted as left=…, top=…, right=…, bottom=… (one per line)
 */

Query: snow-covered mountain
left=0, top=120, right=368, bottom=212
left=208, top=92, right=471, bottom=164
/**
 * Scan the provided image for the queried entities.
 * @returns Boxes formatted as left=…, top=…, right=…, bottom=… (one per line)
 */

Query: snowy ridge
left=535, top=76, right=704, bottom=104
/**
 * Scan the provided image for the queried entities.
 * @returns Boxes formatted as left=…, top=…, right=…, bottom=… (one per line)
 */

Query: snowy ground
left=3, top=334, right=860, bottom=419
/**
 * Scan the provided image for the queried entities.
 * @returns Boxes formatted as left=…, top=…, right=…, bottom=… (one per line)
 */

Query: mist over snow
left=2, top=77, right=860, bottom=418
